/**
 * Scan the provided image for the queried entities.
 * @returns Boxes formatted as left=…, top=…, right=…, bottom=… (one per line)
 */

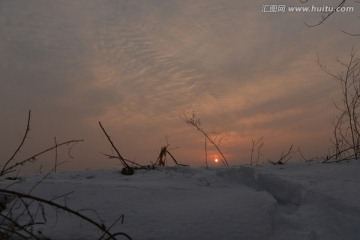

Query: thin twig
left=166, top=150, right=187, bottom=167
left=98, top=122, right=129, bottom=169
left=250, top=137, right=264, bottom=165
left=0, top=212, right=42, bottom=240
left=1, top=140, right=84, bottom=176
left=304, top=0, right=347, bottom=27
left=54, top=137, right=58, bottom=173
left=180, top=112, right=229, bottom=166
left=0, top=189, right=131, bottom=240
left=99, top=214, right=125, bottom=240
left=2, top=110, right=31, bottom=174
left=204, top=138, right=208, bottom=168
left=102, top=153, right=142, bottom=167
left=271, top=145, right=293, bottom=165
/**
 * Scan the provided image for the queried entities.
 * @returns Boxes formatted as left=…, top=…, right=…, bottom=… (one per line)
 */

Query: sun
left=214, top=158, right=219, bottom=163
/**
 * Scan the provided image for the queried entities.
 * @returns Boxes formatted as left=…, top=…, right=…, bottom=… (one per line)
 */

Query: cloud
left=0, top=0, right=359, bottom=170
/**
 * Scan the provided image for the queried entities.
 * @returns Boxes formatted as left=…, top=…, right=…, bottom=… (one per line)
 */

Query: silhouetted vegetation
left=180, top=111, right=229, bottom=166
left=318, top=49, right=360, bottom=162
left=0, top=111, right=131, bottom=239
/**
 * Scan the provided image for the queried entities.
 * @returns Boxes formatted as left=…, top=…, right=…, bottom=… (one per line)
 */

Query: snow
left=1, top=162, right=360, bottom=239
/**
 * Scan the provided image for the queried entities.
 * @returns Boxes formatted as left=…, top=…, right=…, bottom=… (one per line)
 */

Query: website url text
left=261, top=5, right=354, bottom=13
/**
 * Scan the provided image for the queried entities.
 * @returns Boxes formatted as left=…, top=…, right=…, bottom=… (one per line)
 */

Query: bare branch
left=98, top=122, right=130, bottom=169
left=204, top=138, right=208, bottom=168
left=1, top=139, right=84, bottom=176
left=250, top=137, right=264, bottom=165
left=180, top=112, right=229, bottom=166
left=3, top=110, right=31, bottom=174
left=271, top=145, right=294, bottom=165
left=323, top=49, right=360, bottom=161
left=54, top=137, right=58, bottom=173
left=0, top=189, right=132, bottom=240
left=304, top=0, right=347, bottom=27
left=101, top=153, right=143, bottom=167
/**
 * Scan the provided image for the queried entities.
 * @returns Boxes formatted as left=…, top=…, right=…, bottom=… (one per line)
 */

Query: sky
left=1, top=0, right=360, bottom=172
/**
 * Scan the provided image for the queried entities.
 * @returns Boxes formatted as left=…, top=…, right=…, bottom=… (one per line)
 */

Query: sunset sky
left=1, top=0, right=360, bottom=172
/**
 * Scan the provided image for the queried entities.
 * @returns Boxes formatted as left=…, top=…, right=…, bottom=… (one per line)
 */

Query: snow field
left=0, top=163, right=360, bottom=239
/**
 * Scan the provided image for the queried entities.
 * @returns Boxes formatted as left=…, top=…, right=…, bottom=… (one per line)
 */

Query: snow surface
left=1, top=162, right=360, bottom=240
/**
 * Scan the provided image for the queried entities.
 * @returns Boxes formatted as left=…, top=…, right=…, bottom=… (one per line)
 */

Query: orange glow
left=214, top=158, right=219, bottom=163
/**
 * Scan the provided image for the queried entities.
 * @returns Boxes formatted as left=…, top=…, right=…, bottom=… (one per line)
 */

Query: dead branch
left=204, top=138, right=208, bottom=168
left=28, top=161, right=67, bottom=195
left=0, top=188, right=132, bottom=240
left=155, top=143, right=188, bottom=167
left=102, top=153, right=143, bottom=167
left=250, top=137, right=264, bottom=165
left=99, top=214, right=126, bottom=240
left=298, top=147, right=308, bottom=162
left=304, top=0, right=347, bottom=27
left=0, top=140, right=84, bottom=176
left=2, top=161, right=68, bottom=235
left=0, top=212, right=42, bottom=240
left=157, top=146, right=167, bottom=166
left=2, top=110, right=31, bottom=174
left=98, top=122, right=132, bottom=174
left=54, top=137, right=58, bottom=173
left=341, top=30, right=360, bottom=37
left=166, top=149, right=188, bottom=167
left=323, top=146, right=355, bottom=162
left=257, top=142, right=264, bottom=165
left=271, top=145, right=294, bottom=165
left=180, top=112, right=229, bottom=166
left=319, top=49, right=360, bottom=162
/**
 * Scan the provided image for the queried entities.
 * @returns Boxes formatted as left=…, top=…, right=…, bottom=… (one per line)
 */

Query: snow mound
left=219, top=165, right=360, bottom=240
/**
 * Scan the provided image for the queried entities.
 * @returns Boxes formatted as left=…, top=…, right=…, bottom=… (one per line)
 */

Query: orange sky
left=1, top=0, right=360, bottom=172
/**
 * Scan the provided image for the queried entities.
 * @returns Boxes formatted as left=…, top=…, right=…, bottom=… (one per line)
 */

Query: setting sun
left=214, top=158, right=219, bottom=163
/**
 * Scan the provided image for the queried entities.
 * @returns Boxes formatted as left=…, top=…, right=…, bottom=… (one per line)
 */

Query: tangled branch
left=0, top=189, right=132, bottom=240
